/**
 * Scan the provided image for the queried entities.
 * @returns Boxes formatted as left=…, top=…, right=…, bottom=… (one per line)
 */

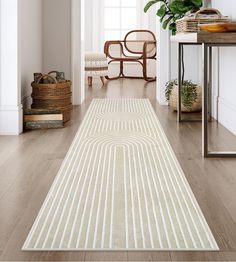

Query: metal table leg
left=202, top=43, right=236, bottom=157
left=208, top=46, right=213, bottom=120
left=202, top=44, right=209, bottom=157
left=177, top=43, right=202, bottom=123
left=177, top=43, right=182, bottom=122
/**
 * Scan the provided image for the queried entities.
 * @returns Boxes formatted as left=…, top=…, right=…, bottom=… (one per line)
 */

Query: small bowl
left=200, top=23, right=236, bottom=33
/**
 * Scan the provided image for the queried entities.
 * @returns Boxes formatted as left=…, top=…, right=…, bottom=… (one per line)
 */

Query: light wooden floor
left=0, top=79, right=236, bottom=261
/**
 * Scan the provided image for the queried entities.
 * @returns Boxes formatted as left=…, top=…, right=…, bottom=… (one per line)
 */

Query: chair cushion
left=85, top=52, right=108, bottom=77
left=85, top=52, right=107, bottom=61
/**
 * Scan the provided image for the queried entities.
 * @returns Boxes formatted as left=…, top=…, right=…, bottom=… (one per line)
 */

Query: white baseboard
left=0, top=105, right=23, bottom=135
left=211, top=94, right=219, bottom=120
left=219, top=97, right=236, bottom=112
left=218, top=97, right=236, bottom=136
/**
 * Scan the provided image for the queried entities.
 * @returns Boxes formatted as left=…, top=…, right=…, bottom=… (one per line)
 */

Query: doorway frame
left=70, top=0, right=171, bottom=106
left=71, top=0, right=85, bottom=105
left=0, top=0, right=23, bottom=135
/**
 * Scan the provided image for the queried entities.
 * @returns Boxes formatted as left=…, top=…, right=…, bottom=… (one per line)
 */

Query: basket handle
left=194, top=8, right=222, bottom=19
left=36, top=74, right=58, bottom=84
left=48, top=70, right=60, bottom=75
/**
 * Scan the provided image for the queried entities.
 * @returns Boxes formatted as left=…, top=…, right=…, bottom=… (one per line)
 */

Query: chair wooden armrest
left=104, top=40, right=127, bottom=59
left=142, top=41, right=157, bottom=59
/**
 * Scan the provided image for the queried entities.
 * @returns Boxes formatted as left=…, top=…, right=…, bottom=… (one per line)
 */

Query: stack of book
left=24, top=109, right=64, bottom=130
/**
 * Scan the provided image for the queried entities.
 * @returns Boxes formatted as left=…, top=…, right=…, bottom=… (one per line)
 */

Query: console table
left=171, top=32, right=236, bottom=158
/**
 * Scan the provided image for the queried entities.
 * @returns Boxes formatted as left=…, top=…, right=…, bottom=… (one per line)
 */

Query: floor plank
left=84, top=251, right=128, bottom=261
left=170, top=251, right=236, bottom=261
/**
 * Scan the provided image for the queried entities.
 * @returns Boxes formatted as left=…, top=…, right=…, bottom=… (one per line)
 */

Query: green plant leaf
left=162, top=16, right=173, bottom=30
left=170, top=0, right=192, bottom=14
left=144, top=0, right=202, bottom=34
left=156, top=4, right=167, bottom=17
left=165, top=80, right=177, bottom=101
left=160, top=13, right=166, bottom=22
left=144, top=0, right=160, bottom=13
left=165, top=79, right=198, bottom=109
left=190, top=0, right=202, bottom=7
left=181, top=84, right=198, bottom=109
left=171, top=29, right=177, bottom=35
left=173, top=14, right=183, bottom=22
left=169, top=22, right=176, bottom=30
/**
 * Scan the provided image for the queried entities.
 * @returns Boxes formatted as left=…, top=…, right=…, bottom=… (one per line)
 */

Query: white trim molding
left=0, top=0, right=23, bottom=135
left=156, top=9, right=170, bottom=105
left=71, top=0, right=85, bottom=105
left=218, top=97, right=236, bottom=136
left=211, top=46, right=236, bottom=135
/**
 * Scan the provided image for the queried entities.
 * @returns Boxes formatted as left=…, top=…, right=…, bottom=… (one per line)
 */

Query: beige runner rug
left=23, top=99, right=218, bottom=251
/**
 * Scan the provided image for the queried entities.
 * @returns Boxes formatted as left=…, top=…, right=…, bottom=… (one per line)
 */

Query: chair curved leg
left=88, top=77, right=93, bottom=86
left=105, top=60, right=123, bottom=80
left=100, top=76, right=105, bottom=85
left=143, top=58, right=156, bottom=82
left=106, top=59, right=156, bottom=82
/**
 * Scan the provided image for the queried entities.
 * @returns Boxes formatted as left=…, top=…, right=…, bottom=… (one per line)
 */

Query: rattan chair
left=104, top=30, right=156, bottom=82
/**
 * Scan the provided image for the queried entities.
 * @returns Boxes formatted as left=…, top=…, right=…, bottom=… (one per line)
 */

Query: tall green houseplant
left=144, top=0, right=202, bottom=35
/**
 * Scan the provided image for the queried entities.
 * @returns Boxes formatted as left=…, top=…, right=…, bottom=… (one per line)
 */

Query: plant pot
left=169, top=84, right=202, bottom=112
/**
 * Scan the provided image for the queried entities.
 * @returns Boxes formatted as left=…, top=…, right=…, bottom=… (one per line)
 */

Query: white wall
left=42, top=0, right=71, bottom=80
left=156, top=18, right=170, bottom=105
left=211, top=0, right=236, bottom=135
left=20, top=0, right=42, bottom=108
left=170, top=44, right=201, bottom=84
left=42, top=0, right=85, bottom=105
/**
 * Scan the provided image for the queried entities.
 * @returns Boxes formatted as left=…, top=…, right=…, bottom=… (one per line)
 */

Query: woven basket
left=176, top=8, right=230, bottom=33
left=169, top=85, right=202, bottom=112
left=31, top=73, right=72, bottom=122
left=32, top=92, right=72, bottom=107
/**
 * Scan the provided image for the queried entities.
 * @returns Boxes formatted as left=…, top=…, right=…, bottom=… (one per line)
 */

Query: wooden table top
left=171, top=32, right=236, bottom=44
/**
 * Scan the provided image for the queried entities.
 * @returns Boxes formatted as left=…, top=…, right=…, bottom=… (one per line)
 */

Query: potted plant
left=145, top=0, right=204, bottom=112
left=165, top=79, right=202, bottom=112
left=144, top=0, right=203, bottom=35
